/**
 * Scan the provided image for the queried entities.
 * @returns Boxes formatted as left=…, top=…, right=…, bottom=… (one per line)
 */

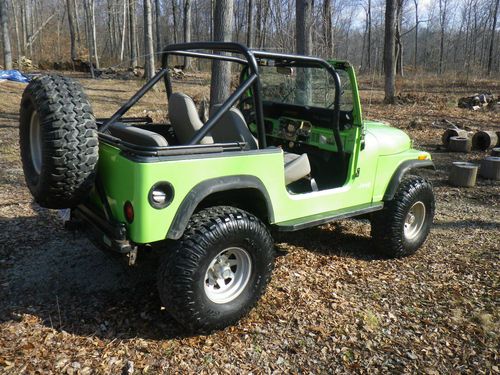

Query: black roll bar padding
left=99, top=68, right=169, bottom=133
left=187, top=74, right=258, bottom=145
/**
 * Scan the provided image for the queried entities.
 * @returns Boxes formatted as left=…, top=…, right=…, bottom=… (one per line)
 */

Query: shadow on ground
left=0, top=206, right=384, bottom=340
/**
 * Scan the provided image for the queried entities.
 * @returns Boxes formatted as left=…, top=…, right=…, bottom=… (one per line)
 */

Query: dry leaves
left=0, top=73, right=499, bottom=374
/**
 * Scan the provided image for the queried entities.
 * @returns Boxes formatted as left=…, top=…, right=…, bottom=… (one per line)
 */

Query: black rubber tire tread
left=19, top=74, right=98, bottom=208
left=157, top=206, right=275, bottom=332
left=371, top=175, right=435, bottom=258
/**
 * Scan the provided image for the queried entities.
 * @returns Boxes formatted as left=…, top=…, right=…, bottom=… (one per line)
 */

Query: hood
left=364, top=120, right=412, bottom=155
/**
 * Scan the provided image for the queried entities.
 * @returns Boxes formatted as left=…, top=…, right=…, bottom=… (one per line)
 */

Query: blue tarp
left=0, top=70, right=30, bottom=83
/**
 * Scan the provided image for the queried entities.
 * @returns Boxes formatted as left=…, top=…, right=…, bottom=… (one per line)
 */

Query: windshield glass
left=259, top=64, right=353, bottom=111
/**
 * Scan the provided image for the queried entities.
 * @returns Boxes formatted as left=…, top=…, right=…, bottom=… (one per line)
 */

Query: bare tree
left=144, top=0, right=155, bottom=80
left=323, top=0, right=333, bottom=57
left=120, top=0, right=127, bottom=62
left=128, top=0, right=138, bottom=67
left=487, top=0, right=499, bottom=75
left=246, top=0, right=253, bottom=48
left=66, top=0, right=77, bottom=61
left=183, top=0, right=191, bottom=69
left=171, top=0, right=178, bottom=44
left=296, top=0, right=313, bottom=104
left=0, top=0, right=12, bottom=69
left=155, top=0, right=161, bottom=52
left=413, top=0, right=418, bottom=69
left=10, top=0, right=21, bottom=62
left=384, top=0, right=397, bottom=103
left=90, top=0, right=99, bottom=68
left=210, top=0, right=233, bottom=107
left=438, top=0, right=449, bottom=74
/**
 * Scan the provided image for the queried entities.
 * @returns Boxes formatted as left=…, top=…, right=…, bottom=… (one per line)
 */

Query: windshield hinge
left=354, top=168, right=360, bottom=178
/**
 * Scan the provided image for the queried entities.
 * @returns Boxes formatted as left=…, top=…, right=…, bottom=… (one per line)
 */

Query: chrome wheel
left=29, top=110, right=42, bottom=174
left=404, top=201, right=426, bottom=240
left=204, top=247, right=252, bottom=304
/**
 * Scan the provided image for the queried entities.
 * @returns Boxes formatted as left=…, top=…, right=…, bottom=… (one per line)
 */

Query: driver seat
left=210, top=105, right=312, bottom=185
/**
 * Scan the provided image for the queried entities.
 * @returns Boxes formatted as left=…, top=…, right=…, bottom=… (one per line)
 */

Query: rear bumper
left=72, top=204, right=135, bottom=254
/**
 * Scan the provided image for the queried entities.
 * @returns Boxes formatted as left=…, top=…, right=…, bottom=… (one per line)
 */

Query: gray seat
left=210, top=105, right=259, bottom=149
left=284, top=153, right=312, bottom=185
left=168, top=92, right=213, bottom=144
left=211, top=105, right=312, bottom=185
left=108, top=122, right=168, bottom=147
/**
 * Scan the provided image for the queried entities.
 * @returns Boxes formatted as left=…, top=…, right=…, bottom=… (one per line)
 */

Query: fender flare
left=166, top=175, right=274, bottom=239
left=383, top=160, right=435, bottom=201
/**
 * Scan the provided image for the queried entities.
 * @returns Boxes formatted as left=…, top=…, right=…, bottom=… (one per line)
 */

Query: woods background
left=0, top=0, right=499, bottom=87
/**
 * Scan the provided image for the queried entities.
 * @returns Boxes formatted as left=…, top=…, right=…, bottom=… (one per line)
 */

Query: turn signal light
left=124, top=201, right=134, bottom=223
left=418, top=155, right=428, bottom=160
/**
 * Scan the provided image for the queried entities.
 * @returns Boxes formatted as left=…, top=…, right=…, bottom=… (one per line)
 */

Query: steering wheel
left=238, top=96, right=256, bottom=124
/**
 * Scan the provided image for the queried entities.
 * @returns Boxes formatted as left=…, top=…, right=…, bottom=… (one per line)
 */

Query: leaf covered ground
left=0, top=73, right=498, bottom=374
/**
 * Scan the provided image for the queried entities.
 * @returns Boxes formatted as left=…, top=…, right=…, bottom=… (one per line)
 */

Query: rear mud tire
left=157, top=206, right=275, bottom=333
left=371, top=176, right=435, bottom=258
left=19, top=74, right=98, bottom=208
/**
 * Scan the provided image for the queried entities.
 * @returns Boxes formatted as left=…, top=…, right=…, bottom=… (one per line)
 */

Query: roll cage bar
left=99, top=42, right=344, bottom=160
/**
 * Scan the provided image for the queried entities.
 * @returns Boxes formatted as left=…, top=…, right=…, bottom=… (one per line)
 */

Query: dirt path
left=0, top=76, right=498, bottom=373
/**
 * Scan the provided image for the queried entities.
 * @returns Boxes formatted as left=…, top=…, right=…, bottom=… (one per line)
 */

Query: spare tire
left=19, top=75, right=98, bottom=208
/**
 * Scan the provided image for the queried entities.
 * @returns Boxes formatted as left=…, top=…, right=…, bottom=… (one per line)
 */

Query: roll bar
left=99, top=42, right=343, bottom=163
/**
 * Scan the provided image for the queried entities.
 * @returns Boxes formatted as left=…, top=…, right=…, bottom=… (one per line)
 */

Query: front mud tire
left=157, top=206, right=275, bottom=333
left=371, top=176, right=435, bottom=258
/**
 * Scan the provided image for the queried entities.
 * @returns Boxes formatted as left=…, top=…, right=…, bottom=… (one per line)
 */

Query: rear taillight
left=124, top=201, right=134, bottom=223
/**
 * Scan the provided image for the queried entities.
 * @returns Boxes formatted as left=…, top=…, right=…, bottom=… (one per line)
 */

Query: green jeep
left=19, top=42, right=435, bottom=332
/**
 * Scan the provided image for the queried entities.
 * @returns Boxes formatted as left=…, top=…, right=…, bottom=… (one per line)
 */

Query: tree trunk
left=172, top=0, right=178, bottom=44
left=323, top=0, right=333, bottom=57
left=83, top=0, right=95, bottom=78
left=89, top=0, right=99, bottom=68
left=384, top=0, right=397, bottom=103
left=144, top=0, right=155, bottom=80
left=438, top=0, right=448, bottom=74
left=296, top=0, right=313, bottom=104
left=395, top=0, right=404, bottom=76
left=246, top=0, right=253, bottom=48
left=487, top=0, right=499, bottom=75
left=120, top=0, right=127, bottom=62
left=367, top=0, right=372, bottom=70
left=10, top=0, right=21, bottom=63
left=128, top=0, right=138, bottom=67
left=73, top=0, right=81, bottom=46
left=183, top=0, right=191, bottom=69
left=66, top=0, right=77, bottom=61
left=155, top=0, right=161, bottom=52
left=413, top=0, right=418, bottom=69
left=0, top=0, right=13, bottom=69
left=210, top=0, right=233, bottom=108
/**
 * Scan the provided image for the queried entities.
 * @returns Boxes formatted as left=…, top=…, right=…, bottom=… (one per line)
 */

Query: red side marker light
left=124, top=201, right=134, bottom=223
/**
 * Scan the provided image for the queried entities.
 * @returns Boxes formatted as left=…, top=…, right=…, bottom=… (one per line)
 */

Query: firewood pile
left=457, top=93, right=499, bottom=111
left=13, top=56, right=37, bottom=71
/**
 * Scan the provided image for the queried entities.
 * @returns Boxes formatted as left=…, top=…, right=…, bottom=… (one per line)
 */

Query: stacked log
left=479, top=157, right=500, bottom=180
left=448, top=162, right=479, bottom=187
left=472, top=131, right=498, bottom=151
left=442, top=128, right=469, bottom=148
left=448, top=136, right=472, bottom=152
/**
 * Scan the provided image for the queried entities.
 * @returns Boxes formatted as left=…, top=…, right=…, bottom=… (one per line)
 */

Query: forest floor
left=0, top=72, right=499, bottom=374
